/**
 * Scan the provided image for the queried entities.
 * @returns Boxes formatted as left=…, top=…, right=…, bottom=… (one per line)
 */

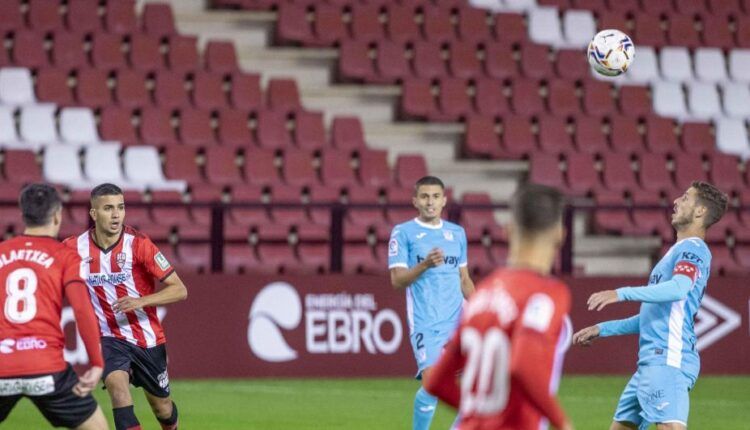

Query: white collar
left=414, top=217, right=443, bottom=229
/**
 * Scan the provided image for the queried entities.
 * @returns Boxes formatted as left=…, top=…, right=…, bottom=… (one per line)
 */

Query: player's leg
left=636, top=366, right=691, bottom=430
left=412, top=329, right=449, bottom=430
left=609, top=422, right=638, bottom=430
left=611, top=371, right=644, bottom=430
left=74, top=405, right=109, bottom=430
left=130, top=343, right=178, bottom=430
left=30, top=365, right=109, bottom=430
left=0, top=395, right=22, bottom=423
left=144, top=391, right=178, bottom=430
left=655, top=423, right=687, bottom=430
left=102, top=338, right=141, bottom=430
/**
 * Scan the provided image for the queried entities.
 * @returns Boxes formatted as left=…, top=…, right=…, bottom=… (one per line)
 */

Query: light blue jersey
left=632, top=237, right=711, bottom=379
left=388, top=218, right=467, bottom=335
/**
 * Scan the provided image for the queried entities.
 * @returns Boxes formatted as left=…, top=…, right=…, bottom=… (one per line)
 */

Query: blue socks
left=413, top=387, right=438, bottom=430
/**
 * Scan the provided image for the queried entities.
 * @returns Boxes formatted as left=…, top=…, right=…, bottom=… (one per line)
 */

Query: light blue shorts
left=409, top=327, right=453, bottom=379
left=613, top=365, right=695, bottom=429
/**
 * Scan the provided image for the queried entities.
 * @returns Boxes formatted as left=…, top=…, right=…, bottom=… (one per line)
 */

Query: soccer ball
left=587, top=29, right=635, bottom=77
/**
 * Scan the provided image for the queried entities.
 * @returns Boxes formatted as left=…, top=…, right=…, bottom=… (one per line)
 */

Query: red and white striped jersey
left=64, top=226, right=174, bottom=349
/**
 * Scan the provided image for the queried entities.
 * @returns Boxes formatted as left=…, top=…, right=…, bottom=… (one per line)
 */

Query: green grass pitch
left=4, top=376, right=748, bottom=429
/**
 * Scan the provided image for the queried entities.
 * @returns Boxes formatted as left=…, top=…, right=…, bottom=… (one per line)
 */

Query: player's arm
left=511, top=292, right=571, bottom=430
left=114, top=272, right=188, bottom=313
left=572, top=314, right=640, bottom=346
left=459, top=266, right=474, bottom=298
left=424, top=332, right=462, bottom=409
left=388, top=228, right=444, bottom=289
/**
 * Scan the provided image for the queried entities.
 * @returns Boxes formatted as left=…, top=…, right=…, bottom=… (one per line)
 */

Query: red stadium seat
left=320, top=150, right=357, bottom=188
left=583, top=80, right=617, bottom=116
left=345, top=186, right=387, bottom=241
left=596, top=10, right=629, bottom=31
left=151, top=191, right=192, bottom=227
left=256, top=244, right=298, bottom=275
left=257, top=110, right=292, bottom=150
left=468, top=245, right=495, bottom=278
left=296, top=244, right=330, bottom=274
left=673, top=153, right=708, bottom=190
left=229, top=72, right=263, bottom=112
left=674, top=0, right=708, bottom=15
left=167, top=35, right=201, bottom=73
left=502, top=115, right=537, bottom=159
left=114, top=70, right=150, bottom=109
left=206, top=147, right=244, bottom=186
left=400, top=78, right=436, bottom=120
left=538, top=115, right=573, bottom=155
left=179, top=108, right=217, bottom=148
left=294, top=111, right=327, bottom=151
left=609, top=115, right=644, bottom=154
left=448, top=42, right=483, bottom=79
left=51, top=32, right=87, bottom=70
left=141, top=3, right=177, bottom=38
left=342, top=244, right=381, bottom=275
left=0, top=1, right=24, bottom=34
left=91, top=33, right=127, bottom=71
left=463, top=116, right=504, bottom=159
left=267, top=78, right=301, bottom=113
left=35, top=69, right=74, bottom=106
left=520, top=43, right=554, bottom=80
left=192, top=72, right=228, bottom=110
left=601, top=152, right=638, bottom=192
left=11, top=31, right=48, bottom=69
left=153, top=71, right=190, bottom=109
left=75, top=68, right=112, bottom=108
left=710, top=246, right=746, bottom=276
left=457, top=7, right=491, bottom=43
left=350, top=5, right=383, bottom=41
left=385, top=4, right=420, bottom=43
left=510, top=79, right=544, bottom=116
left=105, top=0, right=138, bottom=35
left=667, top=15, right=701, bottom=49
left=638, top=154, right=675, bottom=194
left=644, top=116, right=679, bottom=155
left=413, top=41, right=446, bottom=79
left=187, top=183, right=222, bottom=226
left=394, top=154, right=428, bottom=188
left=331, top=117, right=366, bottom=151
left=460, top=192, right=506, bottom=242
left=99, top=107, right=138, bottom=146
left=374, top=40, right=410, bottom=83
left=217, top=109, right=253, bottom=147
left=633, top=15, right=666, bottom=48
left=339, top=40, right=374, bottom=82
left=275, top=4, right=313, bottom=45
left=358, top=149, right=392, bottom=188
left=484, top=43, right=517, bottom=80
left=593, top=190, right=634, bottom=235
left=175, top=244, right=211, bottom=273
left=680, top=122, right=715, bottom=155
left=701, top=14, right=734, bottom=50
left=164, top=146, right=203, bottom=184
left=555, top=49, right=590, bottom=81
left=618, top=86, right=652, bottom=118
left=423, top=7, right=454, bottom=43
left=709, top=153, right=746, bottom=192
left=244, top=148, right=280, bottom=186
left=28, top=0, right=64, bottom=32
left=308, top=184, right=341, bottom=226
left=311, top=4, right=347, bottom=47
left=384, top=186, right=414, bottom=225
left=224, top=244, right=261, bottom=275
left=434, top=77, right=472, bottom=122
left=140, top=107, right=178, bottom=147
left=575, top=0, right=608, bottom=12
left=566, top=152, right=600, bottom=196
left=129, top=34, right=165, bottom=73
left=605, top=0, right=639, bottom=12
left=3, top=150, right=42, bottom=184
left=473, top=78, right=509, bottom=118
left=492, top=13, right=526, bottom=45
left=204, top=40, right=239, bottom=73
left=547, top=80, right=581, bottom=117
left=66, top=0, right=101, bottom=35
left=282, top=149, right=318, bottom=187
left=735, top=16, right=750, bottom=49
left=573, top=116, right=609, bottom=155
left=628, top=191, right=672, bottom=240
left=269, top=184, right=307, bottom=226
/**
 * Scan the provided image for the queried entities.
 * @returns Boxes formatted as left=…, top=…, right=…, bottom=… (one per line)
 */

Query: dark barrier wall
left=62, top=275, right=749, bottom=377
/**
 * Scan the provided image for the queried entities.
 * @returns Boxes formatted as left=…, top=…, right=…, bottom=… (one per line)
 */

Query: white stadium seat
left=43, top=145, right=87, bottom=187
left=500, top=0, right=537, bottom=11
left=716, top=118, right=750, bottom=159
left=652, top=81, right=688, bottom=119
left=529, top=7, right=563, bottom=46
left=123, top=146, right=186, bottom=191
left=0, top=68, right=35, bottom=106
left=728, top=50, right=750, bottom=83
left=626, top=47, right=659, bottom=83
left=469, top=0, right=508, bottom=12
left=693, top=49, right=727, bottom=83
left=83, top=144, right=124, bottom=184
left=686, top=82, right=721, bottom=120
left=59, top=107, right=100, bottom=145
left=19, top=104, right=58, bottom=147
left=659, top=47, right=693, bottom=82
left=721, top=82, right=750, bottom=118
left=563, top=10, right=596, bottom=48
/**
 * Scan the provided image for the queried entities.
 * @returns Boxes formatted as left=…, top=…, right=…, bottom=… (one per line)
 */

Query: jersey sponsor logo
left=650, top=273, right=663, bottom=284
left=0, top=337, right=48, bottom=354
left=655, top=402, right=670, bottom=411
left=87, top=272, right=131, bottom=286
left=247, top=282, right=404, bottom=362
left=116, top=252, right=127, bottom=269
left=522, top=293, right=555, bottom=333
left=388, top=239, right=399, bottom=256
left=155, top=252, right=170, bottom=271
left=443, top=230, right=454, bottom=241
left=0, top=375, right=54, bottom=396
left=416, top=254, right=460, bottom=267
left=416, top=233, right=427, bottom=239
left=680, top=251, right=703, bottom=265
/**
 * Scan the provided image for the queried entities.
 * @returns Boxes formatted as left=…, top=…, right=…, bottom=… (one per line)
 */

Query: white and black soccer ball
left=587, top=29, right=635, bottom=77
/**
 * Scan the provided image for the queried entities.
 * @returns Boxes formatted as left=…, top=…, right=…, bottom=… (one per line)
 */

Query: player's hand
left=422, top=248, right=445, bottom=268
left=73, top=366, right=102, bottom=397
left=572, top=325, right=600, bottom=347
left=587, top=290, right=620, bottom=311
left=112, top=296, right=145, bottom=313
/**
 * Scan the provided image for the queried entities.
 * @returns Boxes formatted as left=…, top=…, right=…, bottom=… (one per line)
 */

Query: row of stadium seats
left=0, top=0, right=176, bottom=37
left=464, top=116, right=736, bottom=158
left=620, top=47, right=750, bottom=84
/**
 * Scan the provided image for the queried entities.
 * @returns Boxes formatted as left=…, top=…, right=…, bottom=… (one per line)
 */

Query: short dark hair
left=691, top=181, right=728, bottom=228
left=19, top=183, right=62, bottom=227
left=510, top=183, right=565, bottom=233
left=414, top=176, right=444, bottom=194
left=90, top=183, right=123, bottom=202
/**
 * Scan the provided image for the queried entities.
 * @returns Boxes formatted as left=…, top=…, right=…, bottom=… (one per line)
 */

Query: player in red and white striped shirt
left=64, top=184, right=187, bottom=430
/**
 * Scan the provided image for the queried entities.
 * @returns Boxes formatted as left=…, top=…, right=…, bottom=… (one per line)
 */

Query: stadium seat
left=187, top=183, right=222, bottom=227
left=673, top=153, right=708, bottom=190
left=204, top=40, right=239, bottom=73
left=460, top=192, right=506, bottom=242
left=0, top=68, right=35, bottom=106
left=3, top=150, right=42, bottom=184
left=400, top=78, right=436, bottom=120
left=563, top=10, right=596, bottom=48
left=520, top=43, right=555, bottom=80
left=474, top=78, right=509, bottom=118
left=35, top=69, right=74, bottom=107
left=693, top=49, right=727, bottom=83
left=142, top=3, right=177, bottom=38
left=582, top=80, right=617, bottom=116
left=342, top=244, right=381, bottom=275
left=555, top=49, right=590, bottom=81
left=686, top=82, right=721, bottom=120
left=709, top=153, right=746, bottom=192
left=150, top=190, right=192, bottom=227
left=434, top=77, right=472, bottom=122
left=463, top=116, right=504, bottom=159
left=667, top=15, right=701, bottom=49
left=153, top=71, right=190, bottom=109
left=257, top=110, right=292, bottom=150
left=178, top=108, right=217, bottom=148
left=282, top=149, right=318, bottom=187
left=217, top=109, right=253, bottom=147
left=457, top=7, right=491, bottom=43
left=83, top=144, right=125, bottom=185
left=345, top=187, right=387, bottom=241
left=633, top=14, right=666, bottom=48
left=175, top=244, right=211, bottom=273
left=0, top=1, right=24, bottom=34
left=674, top=0, right=708, bottom=15
left=609, top=115, right=644, bottom=154
left=228, top=184, right=271, bottom=227
left=413, top=41, right=446, bottom=79
left=99, top=107, right=138, bottom=147
left=331, top=117, right=365, bottom=151
left=728, top=50, right=750, bottom=82
left=618, top=85, right=652, bottom=117
left=716, top=118, right=750, bottom=159
left=19, top=104, right=58, bottom=148
left=627, top=191, right=672, bottom=239
left=114, top=70, right=150, bottom=109
left=105, top=0, right=138, bottom=35
left=644, top=116, right=679, bottom=155
left=167, top=35, right=201, bottom=73
left=383, top=4, right=419, bottom=43
left=573, top=116, right=609, bottom=154
left=229, top=72, right=263, bottom=112
left=124, top=146, right=186, bottom=191
left=538, top=115, right=573, bottom=155
left=256, top=244, right=298, bottom=275
left=312, top=4, right=348, bottom=47
left=700, top=14, right=734, bottom=50
left=529, top=153, right=565, bottom=189
left=659, top=48, right=693, bottom=82
left=510, top=79, right=544, bottom=116
left=394, top=154, right=428, bottom=188
left=224, top=244, right=261, bottom=275
left=710, top=246, right=746, bottom=276
left=338, top=40, right=373, bottom=83
left=565, top=152, right=599, bottom=196
left=66, top=0, right=101, bottom=34
left=43, top=145, right=87, bottom=188
left=349, top=5, right=383, bottom=41
left=139, top=107, right=178, bottom=147
left=267, top=79, right=301, bottom=113
left=721, top=82, right=750, bottom=118
left=593, top=191, right=634, bottom=235
left=192, top=72, right=228, bottom=110
left=484, top=43, right=517, bottom=80
left=91, top=33, right=127, bottom=71
left=652, top=81, right=688, bottom=119
left=75, top=68, right=112, bottom=108
left=448, top=42, right=483, bottom=80
left=59, top=108, right=101, bottom=146
left=373, top=40, right=410, bottom=84
left=358, top=149, right=392, bottom=188
left=205, top=147, right=244, bottom=186
left=624, top=47, right=658, bottom=84
left=11, top=31, right=48, bottom=69
left=294, top=111, right=327, bottom=151
left=384, top=186, right=414, bottom=225
left=680, top=122, right=715, bottom=155
left=320, top=150, right=357, bottom=189
left=423, top=7, right=454, bottom=44
left=528, top=7, right=563, bottom=47
left=601, top=153, right=638, bottom=192
left=468, top=245, right=495, bottom=277
left=243, top=148, right=279, bottom=186
left=51, top=32, right=87, bottom=70
left=502, top=115, right=537, bottom=159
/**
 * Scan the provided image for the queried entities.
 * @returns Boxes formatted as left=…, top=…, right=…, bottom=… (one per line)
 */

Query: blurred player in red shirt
left=426, top=183, right=574, bottom=430
left=0, top=183, right=107, bottom=429
left=64, top=183, right=187, bottom=430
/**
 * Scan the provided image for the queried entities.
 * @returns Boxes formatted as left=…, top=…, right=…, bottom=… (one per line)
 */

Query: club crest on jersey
left=388, top=239, right=399, bottom=256
left=155, top=252, right=170, bottom=270
left=442, top=230, right=454, bottom=241
left=116, top=252, right=126, bottom=269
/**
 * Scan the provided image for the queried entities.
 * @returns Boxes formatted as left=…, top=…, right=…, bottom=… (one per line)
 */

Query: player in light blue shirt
left=388, top=176, right=475, bottom=430
left=573, top=181, right=729, bottom=430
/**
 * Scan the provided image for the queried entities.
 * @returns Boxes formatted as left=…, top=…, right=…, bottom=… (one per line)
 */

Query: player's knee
left=148, top=396, right=173, bottom=418
left=656, top=423, right=686, bottom=430
left=75, top=406, right=109, bottom=430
